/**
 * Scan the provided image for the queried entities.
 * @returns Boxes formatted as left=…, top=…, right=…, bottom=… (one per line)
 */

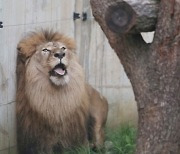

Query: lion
left=16, top=29, right=108, bottom=154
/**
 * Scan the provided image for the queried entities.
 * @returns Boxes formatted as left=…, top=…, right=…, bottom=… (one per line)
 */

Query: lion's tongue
left=54, top=68, right=65, bottom=75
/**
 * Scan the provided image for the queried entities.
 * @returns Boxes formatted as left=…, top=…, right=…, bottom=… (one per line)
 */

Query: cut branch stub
left=105, top=2, right=136, bottom=34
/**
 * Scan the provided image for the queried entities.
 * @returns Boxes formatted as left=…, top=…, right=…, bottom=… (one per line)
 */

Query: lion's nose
left=54, top=52, right=65, bottom=59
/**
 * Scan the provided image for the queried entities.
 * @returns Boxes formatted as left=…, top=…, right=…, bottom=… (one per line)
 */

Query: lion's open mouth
left=49, top=63, right=67, bottom=77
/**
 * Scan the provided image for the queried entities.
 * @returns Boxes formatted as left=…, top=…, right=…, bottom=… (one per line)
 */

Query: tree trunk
left=90, top=0, right=180, bottom=154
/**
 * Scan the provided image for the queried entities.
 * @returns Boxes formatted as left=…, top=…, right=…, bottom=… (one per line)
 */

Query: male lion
left=16, top=30, right=108, bottom=154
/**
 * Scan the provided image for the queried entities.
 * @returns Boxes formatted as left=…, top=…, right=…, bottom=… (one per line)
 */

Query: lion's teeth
left=54, top=68, right=65, bottom=75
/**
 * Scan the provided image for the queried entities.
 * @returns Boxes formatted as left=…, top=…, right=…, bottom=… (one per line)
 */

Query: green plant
left=55, top=124, right=137, bottom=154
left=105, top=124, right=137, bottom=154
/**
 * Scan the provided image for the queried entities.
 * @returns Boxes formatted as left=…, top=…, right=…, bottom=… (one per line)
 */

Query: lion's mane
left=16, top=30, right=108, bottom=154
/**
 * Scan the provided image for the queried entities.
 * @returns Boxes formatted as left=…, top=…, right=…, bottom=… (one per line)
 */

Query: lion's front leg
left=92, top=120, right=106, bottom=148
left=88, top=86, right=108, bottom=149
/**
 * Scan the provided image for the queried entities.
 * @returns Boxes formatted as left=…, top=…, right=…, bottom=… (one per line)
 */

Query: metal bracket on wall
left=73, top=12, right=87, bottom=21
left=0, top=21, right=3, bottom=28
left=73, top=12, right=80, bottom=20
left=82, top=12, right=87, bottom=21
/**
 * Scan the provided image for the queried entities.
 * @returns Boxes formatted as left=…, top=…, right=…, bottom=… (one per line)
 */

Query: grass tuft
left=57, top=124, right=137, bottom=154
left=105, top=124, right=137, bottom=154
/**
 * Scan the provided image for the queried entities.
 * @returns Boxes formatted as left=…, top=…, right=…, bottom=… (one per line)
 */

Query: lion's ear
left=17, top=40, right=36, bottom=62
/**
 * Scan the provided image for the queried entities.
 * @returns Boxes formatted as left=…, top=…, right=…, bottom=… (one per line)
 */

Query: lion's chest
left=25, top=77, right=89, bottom=146
left=26, top=81, right=85, bottom=119
left=56, top=109, right=88, bottom=148
left=27, top=82, right=88, bottom=146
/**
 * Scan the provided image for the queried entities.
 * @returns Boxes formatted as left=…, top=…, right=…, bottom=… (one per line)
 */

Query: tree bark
left=104, top=0, right=159, bottom=33
left=90, top=0, right=180, bottom=154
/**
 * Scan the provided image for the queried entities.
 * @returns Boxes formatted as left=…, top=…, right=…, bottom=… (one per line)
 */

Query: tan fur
left=16, top=30, right=108, bottom=154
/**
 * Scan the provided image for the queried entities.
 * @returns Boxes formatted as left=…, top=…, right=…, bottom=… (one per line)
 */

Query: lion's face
left=17, top=30, right=83, bottom=87
left=28, top=41, right=75, bottom=86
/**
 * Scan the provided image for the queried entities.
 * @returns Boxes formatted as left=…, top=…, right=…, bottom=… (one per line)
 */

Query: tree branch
left=91, top=0, right=159, bottom=34
left=105, top=2, right=136, bottom=34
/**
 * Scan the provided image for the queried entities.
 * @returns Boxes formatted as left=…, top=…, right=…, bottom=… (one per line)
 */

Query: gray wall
left=0, top=0, right=154, bottom=152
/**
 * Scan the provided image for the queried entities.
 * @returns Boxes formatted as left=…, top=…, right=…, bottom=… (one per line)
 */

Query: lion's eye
left=61, top=47, right=66, bottom=51
left=42, top=48, right=51, bottom=52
